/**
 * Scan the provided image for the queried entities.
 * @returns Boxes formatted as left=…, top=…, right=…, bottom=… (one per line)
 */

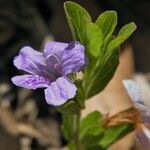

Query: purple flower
left=12, top=41, right=85, bottom=106
left=123, top=79, right=150, bottom=147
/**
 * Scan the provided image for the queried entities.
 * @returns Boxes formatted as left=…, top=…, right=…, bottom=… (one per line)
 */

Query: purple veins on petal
left=12, top=41, right=86, bottom=106
left=12, top=75, right=50, bottom=90
left=14, top=46, right=46, bottom=75
left=62, top=41, right=85, bottom=75
left=44, top=77, right=77, bottom=106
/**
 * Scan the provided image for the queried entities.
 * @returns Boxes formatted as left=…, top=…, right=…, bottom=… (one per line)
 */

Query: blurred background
left=0, top=0, right=149, bottom=150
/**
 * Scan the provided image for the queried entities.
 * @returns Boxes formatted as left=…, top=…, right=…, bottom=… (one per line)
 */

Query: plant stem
left=73, top=112, right=81, bottom=150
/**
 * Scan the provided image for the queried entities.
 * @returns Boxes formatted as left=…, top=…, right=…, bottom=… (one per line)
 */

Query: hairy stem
left=73, top=112, right=81, bottom=150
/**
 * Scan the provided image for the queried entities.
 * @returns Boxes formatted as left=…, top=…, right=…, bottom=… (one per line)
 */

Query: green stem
left=73, top=112, right=81, bottom=150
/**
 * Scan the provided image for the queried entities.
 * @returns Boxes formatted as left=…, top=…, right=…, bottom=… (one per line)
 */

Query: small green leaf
left=80, top=111, right=104, bottom=149
left=95, top=11, right=117, bottom=40
left=81, top=134, right=103, bottom=149
left=118, top=22, right=136, bottom=36
left=82, top=124, right=104, bottom=137
left=64, top=1, right=91, bottom=44
left=99, top=123, right=134, bottom=149
left=80, top=111, right=102, bottom=130
left=80, top=111, right=102, bottom=138
left=86, top=23, right=103, bottom=57
left=107, top=22, right=137, bottom=53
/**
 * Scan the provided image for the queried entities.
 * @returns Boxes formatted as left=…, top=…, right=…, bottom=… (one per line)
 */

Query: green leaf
left=95, top=11, right=117, bottom=40
left=80, top=111, right=104, bottom=149
left=64, top=1, right=91, bottom=44
left=99, top=123, right=134, bottom=149
left=85, top=23, right=136, bottom=98
left=107, top=22, right=137, bottom=53
left=85, top=23, right=103, bottom=57
left=80, top=111, right=102, bottom=138
left=85, top=48, right=119, bottom=98
left=84, top=23, right=104, bottom=86
left=81, top=134, right=103, bottom=149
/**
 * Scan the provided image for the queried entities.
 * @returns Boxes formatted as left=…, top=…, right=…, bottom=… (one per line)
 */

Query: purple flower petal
left=135, top=103, right=150, bottom=124
left=123, top=80, right=150, bottom=124
left=14, top=46, right=46, bottom=75
left=61, top=41, right=85, bottom=75
left=12, top=75, right=50, bottom=90
left=135, top=125, right=150, bottom=147
left=44, top=77, right=77, bottom=106
left=123, top=80, right=144, bottom=105
left=44, top=42, right=68, bottom=59
left=12, top=41, right=85, bottom=106
left=45, top=54, right=62, bottom=75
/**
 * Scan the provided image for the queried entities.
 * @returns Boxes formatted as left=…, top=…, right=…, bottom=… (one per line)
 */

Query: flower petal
left=61, top=41, right=85, bottom=75
left=44, top=42, right=68, bottom=59
left=14, top=46, right=46, bottom=75
left=11, top=75, right=49, bottom=90
left=135, top=125, right=150, bottom=147
left=123, top=80, right=150, bottom=124
left=45, top=54, right=62, bottom=75
left=123, top=80, right=144, bottom=105
left=135, top=103, right=150, bottom=124
left=44, top=77, right=77, bottom=106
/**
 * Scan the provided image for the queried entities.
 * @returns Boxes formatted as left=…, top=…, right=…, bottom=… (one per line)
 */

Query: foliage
left=61, top=1, right=136, bottom=150
left=64, top=1, right=136, bottom=100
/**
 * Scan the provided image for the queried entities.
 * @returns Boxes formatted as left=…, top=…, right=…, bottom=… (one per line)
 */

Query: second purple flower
left=12, top=41, right=86, bottom=106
